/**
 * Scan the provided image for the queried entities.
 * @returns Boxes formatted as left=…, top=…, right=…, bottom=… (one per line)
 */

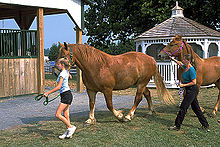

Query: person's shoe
left=168, top=125, right=180, bottom=131
left=198, top=126, right=210, bottom=132
left=66, top=126, right=76, bottom=138
left=59, top=130, right=68, bottom=139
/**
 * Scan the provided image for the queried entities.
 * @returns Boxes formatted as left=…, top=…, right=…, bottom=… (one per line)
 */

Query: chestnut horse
left=54, top=42, right=174, bottom=125
left=158, top=34, right=220, bottom=116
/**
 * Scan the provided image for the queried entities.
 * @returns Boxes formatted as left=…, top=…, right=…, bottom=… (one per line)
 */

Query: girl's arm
left=169, top=56, right=183, bottom=68
left=179, top=78, right=196, bottom=87
left=43, top=77, right=63, bottom=97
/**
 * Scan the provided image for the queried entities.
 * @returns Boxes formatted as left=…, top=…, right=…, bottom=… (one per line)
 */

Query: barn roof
left=135, top=2, right=220, bottom=40
left=0, top=0, right=89, bottom=29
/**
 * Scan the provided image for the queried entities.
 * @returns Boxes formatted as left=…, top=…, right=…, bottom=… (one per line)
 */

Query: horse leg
left=103, top=88, right=124, bottom=121
left=85, top=89, right=97, bottom=125
left=212, top=80, right=220, bottom=116
left=124, top=85, right=145, bottom=121
left=143, top=87, right=155, bottom=115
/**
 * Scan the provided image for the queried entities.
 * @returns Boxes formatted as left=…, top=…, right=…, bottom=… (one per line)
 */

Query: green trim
left=0, top=29, right=38, bottom=58
left=0, top=93, right=39, bottom=100
left=0, top=56, right=38, bottom=59
left=81, top=1, right=85, bottom=30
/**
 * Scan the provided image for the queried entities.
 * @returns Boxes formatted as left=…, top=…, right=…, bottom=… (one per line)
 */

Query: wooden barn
left=134, top=2, right=220, bottom=88
left=0, top=0, right=88, bottom=98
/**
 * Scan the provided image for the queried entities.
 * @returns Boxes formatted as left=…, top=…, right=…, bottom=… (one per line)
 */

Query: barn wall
left=0, top=58, right=38, bottom=98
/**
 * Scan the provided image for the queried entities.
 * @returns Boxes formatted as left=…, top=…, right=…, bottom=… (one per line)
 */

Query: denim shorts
left=60, top=90, right=73, bottom=105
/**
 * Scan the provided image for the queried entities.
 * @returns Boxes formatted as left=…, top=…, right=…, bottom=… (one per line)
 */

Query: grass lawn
left=1, top=78, right=219, bottom=146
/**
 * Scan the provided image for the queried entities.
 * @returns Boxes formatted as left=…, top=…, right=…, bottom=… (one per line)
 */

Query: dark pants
left=175, top=85, right=209, bottom=129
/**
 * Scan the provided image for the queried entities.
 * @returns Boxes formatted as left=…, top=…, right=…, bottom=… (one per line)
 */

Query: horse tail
left=153, top=66, right=175, bottom=104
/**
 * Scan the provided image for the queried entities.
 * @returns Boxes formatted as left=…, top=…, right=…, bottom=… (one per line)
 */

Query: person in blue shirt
left=44, top=58, right=76, bottom=139
left=168, top=54, right=209, bottom=131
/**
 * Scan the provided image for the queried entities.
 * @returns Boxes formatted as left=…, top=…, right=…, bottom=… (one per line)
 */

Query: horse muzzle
left=52, top=66, right=61, bottom=77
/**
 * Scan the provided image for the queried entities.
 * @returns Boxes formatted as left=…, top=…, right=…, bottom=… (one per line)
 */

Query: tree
left=48, top=43, right=61, bottom=61
left=85, top=0, right=219, bottom=52
left=102, top=39, right=136, bottom=55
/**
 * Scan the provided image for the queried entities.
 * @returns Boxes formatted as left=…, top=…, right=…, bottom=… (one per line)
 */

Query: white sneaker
left=66, top=126, right=76, bottom=138
left=59, top=130, right=68, bottom=139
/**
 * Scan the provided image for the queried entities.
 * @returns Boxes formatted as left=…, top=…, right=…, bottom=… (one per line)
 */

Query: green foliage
left=44, top=48, right=50, bottom=56
left=85, top=0, right=220, bottom=52
left=99, top=39, right=136, bottom=55
left=48, top=43, right=61, bottom=61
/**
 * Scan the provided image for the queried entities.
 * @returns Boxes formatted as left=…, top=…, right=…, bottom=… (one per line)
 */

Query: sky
left=0, top=13, right=88, bottom=49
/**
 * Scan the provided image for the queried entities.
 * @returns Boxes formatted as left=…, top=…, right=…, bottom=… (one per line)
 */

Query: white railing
left=148, top=61, right=179, bottom=88
left=44, top=61, right=76, bottom=75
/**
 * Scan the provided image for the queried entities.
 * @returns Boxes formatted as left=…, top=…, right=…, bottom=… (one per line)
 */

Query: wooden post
left=37, top=8, right=45, bottom=94
left=76, top=26, right=83, bottom=92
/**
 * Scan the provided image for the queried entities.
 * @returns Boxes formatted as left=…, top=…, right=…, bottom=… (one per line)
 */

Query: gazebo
left=0, top=0, right=88, bottom=98
left=134, top=1, right=220, bottom=88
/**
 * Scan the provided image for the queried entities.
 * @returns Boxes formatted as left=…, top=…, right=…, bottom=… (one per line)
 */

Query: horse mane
left=69, top=44, right=109, bottom=66
left=182, top=40, right=199, bottom=70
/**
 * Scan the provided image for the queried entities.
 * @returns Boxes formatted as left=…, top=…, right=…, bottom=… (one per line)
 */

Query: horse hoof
left=84, top=123, right=92, bottom=127
left=85, top=118, right=96, bottom=125
left=211, top=112, right=216, bottom=118
left=148, top=111, right=152, bottom=115
left=123, top=117, right=131, bottom=122
left=116, top=112, right=124, bottom=121
left=123, top=115, right=132, bottom=122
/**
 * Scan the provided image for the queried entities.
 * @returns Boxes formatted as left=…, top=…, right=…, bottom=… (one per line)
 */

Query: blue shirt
left=182, top=65, right=196, bottom=84
left=57, top=70, right=70, bottom=94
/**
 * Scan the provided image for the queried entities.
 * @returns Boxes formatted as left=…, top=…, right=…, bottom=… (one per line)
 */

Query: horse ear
left=64, top=42, right=68, bottom=50
left=175, top=34, right=178, bottom=38
left=58, top=42, right=63, bottom=46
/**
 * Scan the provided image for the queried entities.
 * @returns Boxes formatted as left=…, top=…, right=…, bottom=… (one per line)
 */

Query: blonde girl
left=44, top=58, right=76, bottom=139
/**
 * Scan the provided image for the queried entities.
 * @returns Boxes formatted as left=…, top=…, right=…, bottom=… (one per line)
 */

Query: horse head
left=52, top=42, right=73, bottom=77
left=158, top=34, right=184, bottom=60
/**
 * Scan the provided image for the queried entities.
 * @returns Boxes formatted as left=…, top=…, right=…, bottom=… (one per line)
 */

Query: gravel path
left=0, top=87, right=149, bottom=130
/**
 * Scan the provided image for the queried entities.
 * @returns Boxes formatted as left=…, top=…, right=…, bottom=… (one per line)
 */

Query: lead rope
left=170, top=59, right=184, bottom=107
left=178, top=87, right=184, bottom=107
left=35, top=94, right=60, bottom=106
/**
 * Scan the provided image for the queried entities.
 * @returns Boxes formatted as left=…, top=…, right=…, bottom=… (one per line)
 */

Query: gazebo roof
left=135, top=2, right=220, bottom=40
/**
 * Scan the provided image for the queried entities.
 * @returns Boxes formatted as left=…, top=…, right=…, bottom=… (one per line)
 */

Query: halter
left=163, top=41, right=184, bottom=56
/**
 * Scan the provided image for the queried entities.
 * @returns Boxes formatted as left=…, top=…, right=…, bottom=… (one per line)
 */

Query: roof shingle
left=135, top=17, right=220, bottom=39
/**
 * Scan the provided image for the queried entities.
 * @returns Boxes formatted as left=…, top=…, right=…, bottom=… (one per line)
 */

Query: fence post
left=37, top=8, right=45, bottom=94
left=76, top=26, right=83, bottom=92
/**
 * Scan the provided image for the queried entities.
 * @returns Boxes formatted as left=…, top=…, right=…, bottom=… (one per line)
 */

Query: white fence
left=148, top=61, right=179, bottom=88
left=44, top=61, right=76, bottom=75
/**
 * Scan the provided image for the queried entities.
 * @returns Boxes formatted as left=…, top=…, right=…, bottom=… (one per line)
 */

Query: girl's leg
left=63, top=105, right=70, bottom=128
left=56, top=103, right=72, bottom=128
left=191, top=98, right=209, bottom=127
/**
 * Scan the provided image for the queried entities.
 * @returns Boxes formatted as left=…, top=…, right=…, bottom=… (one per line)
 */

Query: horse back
left=109, top=52, right=157, bottom=89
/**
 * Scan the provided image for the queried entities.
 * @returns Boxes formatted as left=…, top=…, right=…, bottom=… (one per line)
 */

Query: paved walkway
left=0, top=87, right=149, bottom=130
